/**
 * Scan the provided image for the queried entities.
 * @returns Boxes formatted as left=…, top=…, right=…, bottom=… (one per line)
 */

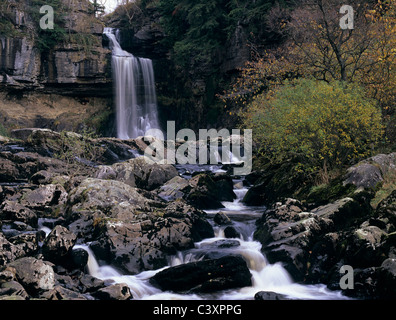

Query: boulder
left=20, top=184, right=68, bottom=211
left=346, top=225, right=387, bottom=267
left=185, top=173, right=224, bottom=209
left=254, top=291, right=289, bottom=300
left=376, top=190, right=396, bottom=228
left=343, top=163, right=383, bottom=189
left=105, top=157, right=179, bottom=190
left=42, top=226, right=77, bottom=265
left=377, top=258, right=396, bottom=298
left=213, top=175, right=236, bottom=202
left=93, top=283, right=132, bottom=300
left=0, top=233, right=26, bottom=266
left=0, top=157, right=19, bottom=182
left=67, top=178, right=157, bottom=222
left=214, top=212, right=232, bottom=226
left=8, top=232, right=39, bottom=258
left=79, top=274, right=105, bottom=293
left=149, top=255, right=252, bottom=293
left=157, top=176, right=190, bottom=201
left=254, top=197, right=356, bottom=281
left=224, top=226, right=241, bottom=239
left=40, top=285, right=88, bottom=300
left=7, top=257, right=55, bottom=295
left=67, top=177, right=213, bottom=274
left=70, top=248, right=89, bottom=270
left=311, top=196, right=368, bottom=229
left=343, top=153, right=396, bottom=189
left=0, top=201, right=37, bottom=226
left=90, top=203, right=213, bottom=275
left=0, top=281, right=29, bottom=300
left=90, top=220, right=168, bottom=274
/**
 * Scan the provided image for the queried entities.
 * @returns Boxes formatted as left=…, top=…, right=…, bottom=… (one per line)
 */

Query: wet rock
left=254, top=198, right=336, bottom=281
left=93, top=283, right=132, bottom=300
left=8, top=232, right=39, bottom=257
left=166, top=201, right=215, bottom=241
left=67, top=178, right=157, bottom=222
left=346, top=225, right=387, bottom=267
left=0, top=157, right=19, bottom=182
left=67, top=216, right=95, bottom=242
left=30, top=170, right=53, bottom=185
left=7, top=257, right=55, bottom=295
left=157, top=176, right=189, bottom=201
left=377, top=258, right=396, bottom=299
left=200, top=239, right=241, bottom=250
left=90, top=216, right=197, bottom=274
left=0, top=233, right=26, bottom=266
left=108, top=157, right=179, bottom=190
left=214, top=212, right=232, bottom=226
left=67, top=177, right=213, bottom=274
left=376, top=190, right=396, bottom=228
left=20, top=184, right=68, bottom=212
left=69, top=249, right=89, bottom=270
left=185, top=173, right=224, bottom=209
left=213, top=175, right=236, bottom=202
left=0, top=200, right=38, bottom=226
left=40, top=285, right=88, bottom=300
left=149, top=255, right=252, bottom=293
left=79, top=275, right=105, bottom=293
left=343, top=153, right=396, bottom=189
left=42, top=226, right=77, bottom=265
left=254, top=291, right=289, bottom=300
left=0, top=281, right=29, bottom=300
left=224, top=226, right=241, bottom=239
left=343, top=163, right=383, bottom=189
left=311, top=197, right=368, bottom=229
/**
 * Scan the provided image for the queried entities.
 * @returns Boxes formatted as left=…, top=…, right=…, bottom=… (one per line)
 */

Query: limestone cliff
left=0, top=0, right=113, bottom=133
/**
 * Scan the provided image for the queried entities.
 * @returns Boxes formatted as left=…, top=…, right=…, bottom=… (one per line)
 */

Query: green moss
left=371, top=170, right=396, bottom=209
left=302, top=177, right=357, bottom=206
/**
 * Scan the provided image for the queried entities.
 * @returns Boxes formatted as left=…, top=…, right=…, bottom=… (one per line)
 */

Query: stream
left=71, top=163, right=348, bottom=300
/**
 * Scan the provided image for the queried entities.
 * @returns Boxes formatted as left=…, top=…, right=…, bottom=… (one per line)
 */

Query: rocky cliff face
left=0, top=0, right=113, bottom=132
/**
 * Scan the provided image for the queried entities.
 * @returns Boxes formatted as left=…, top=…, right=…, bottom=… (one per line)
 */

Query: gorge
left=0, top=0, right=395, bottom=304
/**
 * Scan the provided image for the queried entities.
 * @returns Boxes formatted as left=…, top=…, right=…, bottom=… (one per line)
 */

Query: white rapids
left=73, top=180, right=348, bottom=300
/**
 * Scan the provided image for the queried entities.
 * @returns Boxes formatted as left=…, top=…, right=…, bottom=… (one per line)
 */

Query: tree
left=222, top=0, right=395, bottom=144
left=240, top=79, right=384, bottom=183
left=91, top=0, right=106, bottom=16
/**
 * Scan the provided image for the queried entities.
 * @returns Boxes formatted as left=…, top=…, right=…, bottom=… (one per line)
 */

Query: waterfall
left=104, top=28, right=161, bottom=140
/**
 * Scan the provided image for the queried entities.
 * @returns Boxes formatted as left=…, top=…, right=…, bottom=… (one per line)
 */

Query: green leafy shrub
left=53, top=128, right=105, bottom=175
left=0, top=123, right=9, bottom=137
left=241, top=79, right=384, bottom=184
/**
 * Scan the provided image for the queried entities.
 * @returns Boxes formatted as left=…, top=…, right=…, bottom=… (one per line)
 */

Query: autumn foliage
left=222, top=0, right=395, bottom=182
left=242, top=79, right=383, bottom=183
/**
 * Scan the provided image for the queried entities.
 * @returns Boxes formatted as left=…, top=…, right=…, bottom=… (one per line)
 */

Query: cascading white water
left=73, top=179, right=348, bottom=300
left=104, top=28, right=161, bottom=140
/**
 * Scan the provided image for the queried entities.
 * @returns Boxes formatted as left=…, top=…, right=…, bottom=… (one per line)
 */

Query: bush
left=0, top=123, right=9, bottom=137
left=241, top=79, right=384, bottom=183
